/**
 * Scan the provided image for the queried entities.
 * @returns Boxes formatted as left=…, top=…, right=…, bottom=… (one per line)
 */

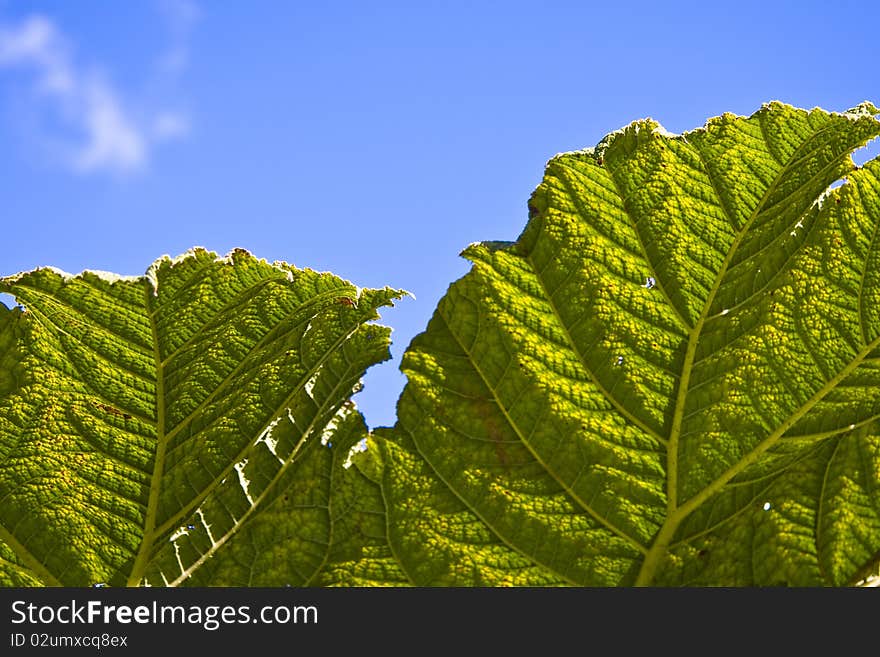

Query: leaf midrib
left=126, top=286, right=167, bottom=586
left=131, top=293, right=368, bottom=584
left=633, top=133, right=807, bottom=584
left=634, top=119, right=863, bottom=584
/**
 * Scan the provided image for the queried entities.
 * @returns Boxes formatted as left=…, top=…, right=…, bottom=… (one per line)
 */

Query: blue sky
left=0, top=1, right=877, bottom=428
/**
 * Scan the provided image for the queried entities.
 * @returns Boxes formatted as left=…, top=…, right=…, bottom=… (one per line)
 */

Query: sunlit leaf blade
left=376, top=102, right=880, bottom=585
left=0, top=247, right=404, bottom=586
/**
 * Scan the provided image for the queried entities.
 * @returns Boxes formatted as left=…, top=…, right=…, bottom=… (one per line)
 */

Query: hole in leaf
left=852, top=136, right=879, bottom=167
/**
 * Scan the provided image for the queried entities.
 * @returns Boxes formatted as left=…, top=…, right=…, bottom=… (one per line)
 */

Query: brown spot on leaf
left=95, top=402, right=127, bottom=418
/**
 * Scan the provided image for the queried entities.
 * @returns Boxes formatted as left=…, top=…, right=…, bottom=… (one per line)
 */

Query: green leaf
left=374, top=101, right=880, bottom=585
left=0, top=247, right=404, bottom=586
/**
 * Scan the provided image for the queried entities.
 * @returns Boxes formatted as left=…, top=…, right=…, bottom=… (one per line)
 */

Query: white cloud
left=0, top=11, right=193, bottom=175
left=73, top=78, right=146, bottom=173
left=0, top=16, right=73, bottom=94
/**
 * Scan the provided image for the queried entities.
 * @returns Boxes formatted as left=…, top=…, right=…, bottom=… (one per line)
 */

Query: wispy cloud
left=0, top=6, right=197, bottom=175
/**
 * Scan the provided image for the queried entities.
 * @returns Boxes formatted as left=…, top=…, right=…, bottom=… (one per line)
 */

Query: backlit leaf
left=0, top=247, right=403, bottom=586
left=371, top=102, right=880, bottom=585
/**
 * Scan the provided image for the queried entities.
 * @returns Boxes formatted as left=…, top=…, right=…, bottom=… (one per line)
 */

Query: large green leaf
left=0, top=247, right=404, bottom=586
left=373, top=102, right=880, bottom=585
